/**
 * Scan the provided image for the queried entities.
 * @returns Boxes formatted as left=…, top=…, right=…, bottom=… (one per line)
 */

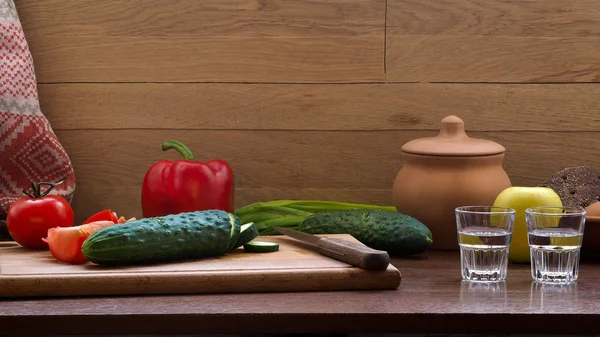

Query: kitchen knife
left=274, top=227, right=390, bottom=271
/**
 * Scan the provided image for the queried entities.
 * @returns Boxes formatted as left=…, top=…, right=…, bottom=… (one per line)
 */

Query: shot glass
left=455, top=206, right=516, bottom=282
left=525, top=206, right=586, bottom=284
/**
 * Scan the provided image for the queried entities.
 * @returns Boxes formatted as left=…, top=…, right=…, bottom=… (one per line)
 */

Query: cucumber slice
left=243, top=241, right=279, bottom=253
left=224, top=213, right=241, bottom=254
left=230, top=222, right=260, bottom=251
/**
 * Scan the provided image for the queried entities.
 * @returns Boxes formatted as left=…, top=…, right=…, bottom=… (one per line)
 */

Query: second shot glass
left=525, top=206, right=586, bottom=284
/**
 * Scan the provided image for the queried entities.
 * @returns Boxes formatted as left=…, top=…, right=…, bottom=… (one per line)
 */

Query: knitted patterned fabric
left=0, top=0, right=76, bottom=217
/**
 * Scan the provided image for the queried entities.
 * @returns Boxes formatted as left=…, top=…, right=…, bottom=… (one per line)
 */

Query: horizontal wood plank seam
left=37, top=81, right=600, bottom=85
left=429, top=81, right=600, bottom=85
left=51, top=128, right=600, bottom=133
left=37, top=81, right=418, bottom=85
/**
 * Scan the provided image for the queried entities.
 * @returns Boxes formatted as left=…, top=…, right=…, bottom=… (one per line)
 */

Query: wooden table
left=1, top=251, right=599, bottom=335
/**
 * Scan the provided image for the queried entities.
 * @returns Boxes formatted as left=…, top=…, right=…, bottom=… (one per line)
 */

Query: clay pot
left=582, top=202, right=600, bottom=256
left=392, top=115, right=512, bottom=250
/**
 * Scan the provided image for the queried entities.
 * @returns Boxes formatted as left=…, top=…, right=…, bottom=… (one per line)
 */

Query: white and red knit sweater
left=0, top=0, right=76, bottom=217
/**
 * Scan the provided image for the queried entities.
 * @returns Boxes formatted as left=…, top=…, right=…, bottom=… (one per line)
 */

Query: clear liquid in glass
left=458, top=226, right=512, bottom=282
left=529, top=228, right=583, bottom=283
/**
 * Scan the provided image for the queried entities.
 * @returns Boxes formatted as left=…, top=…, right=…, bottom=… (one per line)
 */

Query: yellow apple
left=493, top=186, right=563, bottom=263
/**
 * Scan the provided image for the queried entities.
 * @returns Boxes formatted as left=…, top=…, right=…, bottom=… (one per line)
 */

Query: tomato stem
left=22, top=178, right=67, bottom=198
left=22, top=190, right=35, bottom=198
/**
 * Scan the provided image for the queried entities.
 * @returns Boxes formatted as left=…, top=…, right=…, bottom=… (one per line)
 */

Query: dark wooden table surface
left=1, top=250, right=600, bottom=336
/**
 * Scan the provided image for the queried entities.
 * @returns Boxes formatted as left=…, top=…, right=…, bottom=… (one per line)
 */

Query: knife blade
left=274, top=227, right=390, bottom=271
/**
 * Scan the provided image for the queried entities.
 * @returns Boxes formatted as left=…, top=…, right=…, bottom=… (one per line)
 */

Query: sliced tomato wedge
left=44, top=210, right=138, bottom=264
left=43, top=220, right=116, bottom=264
left=116, top=216, right=137, bottom=223
left=83, top=209, right=118, bottom=224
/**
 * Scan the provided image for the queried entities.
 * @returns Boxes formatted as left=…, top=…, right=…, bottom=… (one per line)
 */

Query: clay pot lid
left=401, top=115, right=506, bottom=156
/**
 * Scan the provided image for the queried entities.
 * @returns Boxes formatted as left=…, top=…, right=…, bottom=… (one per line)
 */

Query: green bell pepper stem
left=162, top=140, right=195, bottom=161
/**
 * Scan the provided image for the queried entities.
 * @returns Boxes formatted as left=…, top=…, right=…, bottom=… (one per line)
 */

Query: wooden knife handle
left=316, top=238, right=390, bottom=271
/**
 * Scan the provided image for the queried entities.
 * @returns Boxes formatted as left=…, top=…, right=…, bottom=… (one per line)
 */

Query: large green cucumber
left=298, top=210, right=433, bottom=256
left=82, top=210, right=240, bottom=266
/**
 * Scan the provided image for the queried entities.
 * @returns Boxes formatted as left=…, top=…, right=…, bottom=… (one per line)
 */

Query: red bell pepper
left=141, top=140, right=234, bottom=218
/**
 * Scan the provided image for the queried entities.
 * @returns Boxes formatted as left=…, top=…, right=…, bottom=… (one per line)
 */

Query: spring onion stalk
left=233, top=212, right=282, bottom=225
left=235, top=200, right=396, bottom=215
left=234, top=200, right=398, bottom=235
left=254, top=216, right=306, bottom=231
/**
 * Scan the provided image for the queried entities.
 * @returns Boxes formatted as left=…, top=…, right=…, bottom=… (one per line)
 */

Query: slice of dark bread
left=540, top=166, right=600, bottom=208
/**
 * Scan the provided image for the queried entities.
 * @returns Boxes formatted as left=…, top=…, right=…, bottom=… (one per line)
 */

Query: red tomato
left=7, top=195, right=74, bottom=249
left=43, top=220, right=115, bottom=264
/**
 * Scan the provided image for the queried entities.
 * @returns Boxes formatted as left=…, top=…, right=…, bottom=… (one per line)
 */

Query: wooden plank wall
left=14, top=0, right=600, bottom=223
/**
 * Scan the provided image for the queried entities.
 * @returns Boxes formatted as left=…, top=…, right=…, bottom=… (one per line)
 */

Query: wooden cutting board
left=0, top=234, right=401, bottom=298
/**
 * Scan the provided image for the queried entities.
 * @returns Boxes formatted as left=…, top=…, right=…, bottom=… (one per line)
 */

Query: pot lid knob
left=401, top=115, right=506, bottom=156
left=439, top=115, right=466, bottom=138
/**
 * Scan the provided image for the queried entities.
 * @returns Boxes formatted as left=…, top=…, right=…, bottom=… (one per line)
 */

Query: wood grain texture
left=0, top=235, right=401, bottom=298
left=18, top=0, right=384, bottom=37
left=385, top=0, right=600, bottom=82
left=52, top=129, right=600, bottom=222
left=40, top=83, right=600, bottom=131
left=16, top=0, right=600, bottom=83
left=27, top=36, right=384, bottom=83
left=387, top=0, right=600, bottom=37
left=16, top=0, right=385, bottom=83
left=2, top=251, right=600, bottom=335
left=386, top=36, right=600, bottom=82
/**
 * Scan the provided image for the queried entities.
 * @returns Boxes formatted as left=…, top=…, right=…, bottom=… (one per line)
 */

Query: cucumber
left=298, top=210, right=432, bottom=257
left=81, top=210, right=240, bottom=266
left=244, top=241, right=279, bottom=253
left=229, top=222, right=260, bottom=251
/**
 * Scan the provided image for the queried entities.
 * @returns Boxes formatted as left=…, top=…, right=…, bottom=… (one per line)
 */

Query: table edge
left=1, top=312, right=599, bottom=335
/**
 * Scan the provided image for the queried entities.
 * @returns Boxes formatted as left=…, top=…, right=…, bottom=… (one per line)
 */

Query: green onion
left=234, top=200, right=397, bottom=235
